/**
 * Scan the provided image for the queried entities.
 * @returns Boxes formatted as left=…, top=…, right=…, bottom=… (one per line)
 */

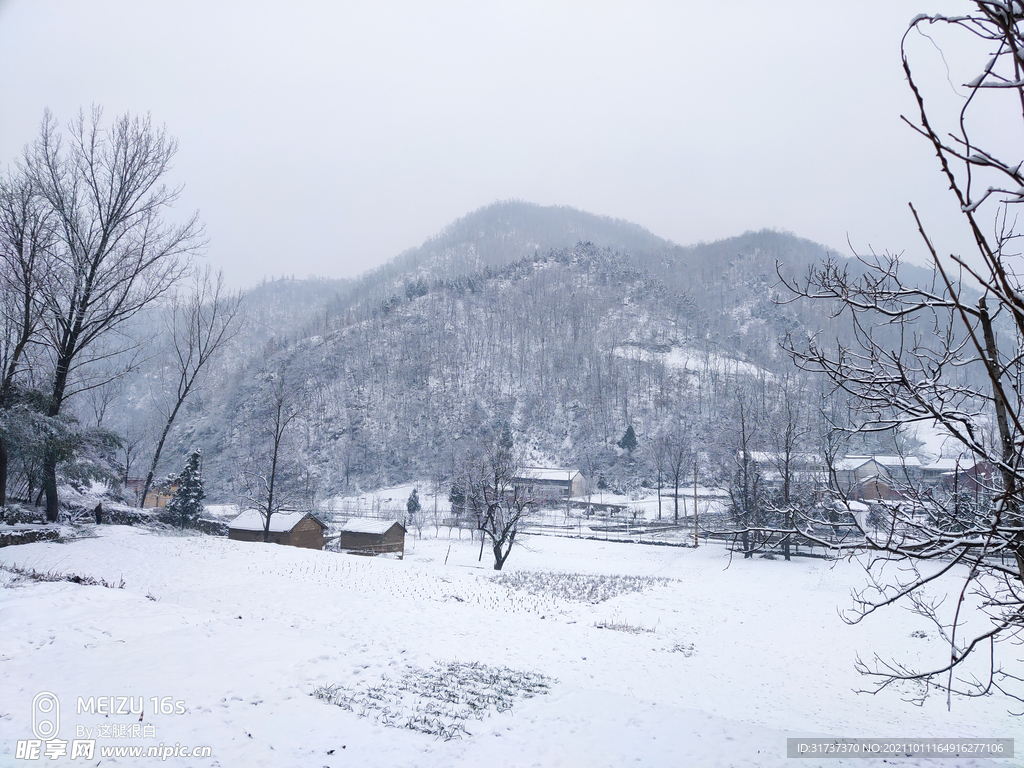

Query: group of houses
left=751, top=452, right=997, bottom=503
left=155, top=453, right=990, bottom=554
left=226, top=509, right=407, bottom=556
left=220, top=465, right=589, bottom=554
left=834, top=454, right=996, bottom=502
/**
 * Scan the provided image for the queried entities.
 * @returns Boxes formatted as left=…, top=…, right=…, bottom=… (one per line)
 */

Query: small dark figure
left=94, top=502, right=103, bottom=525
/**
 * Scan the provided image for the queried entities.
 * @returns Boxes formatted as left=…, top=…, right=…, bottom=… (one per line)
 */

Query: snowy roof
left=834, top=455, right=922, bottom=471
left=741, top=451, right=822, bottom=465
left=872, top=455, right=922, bottom=468
left=517, top=467, right=582, bottom=482
left=228, top=509, right=313, bottom=533
left=833, top=456, right=872, bottom=471
left=339, top=518, right=404, bottom=534
left=922, top=458, right=977, bottom=472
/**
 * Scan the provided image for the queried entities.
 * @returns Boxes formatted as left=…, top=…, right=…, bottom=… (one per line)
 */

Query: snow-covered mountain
left=103, top=202, right=893, bottom=501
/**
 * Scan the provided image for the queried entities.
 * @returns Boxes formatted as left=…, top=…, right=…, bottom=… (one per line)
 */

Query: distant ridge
left=327, top=201, right=848, bottom=315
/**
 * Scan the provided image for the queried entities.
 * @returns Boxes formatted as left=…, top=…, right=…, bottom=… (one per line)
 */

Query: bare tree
left=26, top=108, right=200, bottom=520
left=0, top=169, right=53, bottom=505
left=240, top=366, right=307, bottom=542
left=763, top=371, right=814, bottom=561
left=782, top=3, right=1024, bottom=708
left=725, top=389, right=763, bottom=558
left=462, top=439, right=534, bottom=570
left=656, top=418, right=692, bottom=525
left=140, top=266, right=243, bottom=506
left=119, top=421, right=147, bottom=497
left=82, top=370, right=127, bottom=429
left=646, top=433, right=669, bottom=521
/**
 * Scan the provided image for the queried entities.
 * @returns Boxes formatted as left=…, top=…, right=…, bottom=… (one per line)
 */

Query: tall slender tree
left=240, top=365, right=307, bottom=542
left=141, top=266, right=243, bottom=507
left=26, top=108, right=200, bottom=520
left=0, top=169, right=53, bottom=505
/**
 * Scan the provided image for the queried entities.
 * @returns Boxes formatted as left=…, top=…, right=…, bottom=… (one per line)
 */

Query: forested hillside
left=102, top=202, right=889, bottom=503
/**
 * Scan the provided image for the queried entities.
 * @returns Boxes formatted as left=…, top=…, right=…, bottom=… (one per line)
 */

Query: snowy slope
left=0, top=527, right=1018, bottom=767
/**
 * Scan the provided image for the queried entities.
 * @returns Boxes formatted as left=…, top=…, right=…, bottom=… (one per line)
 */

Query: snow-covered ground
left=613, top=344, right=767, bottom=380
left=0, top=526, right=1019, bottom=767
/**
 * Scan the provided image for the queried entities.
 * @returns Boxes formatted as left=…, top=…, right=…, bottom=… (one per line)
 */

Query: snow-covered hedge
left=0, top=526, right=60, bottom=548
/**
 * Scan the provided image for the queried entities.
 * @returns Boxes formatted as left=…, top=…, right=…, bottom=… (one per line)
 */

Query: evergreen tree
left=406, top=487, right=421, bottom=517
left=499, top=421, right=514, bottom=453
left=617, top=425, right=638, bottom=453
left=448, top=483, right=465, bottom=511
left=163, top=449, right=205, bottom=529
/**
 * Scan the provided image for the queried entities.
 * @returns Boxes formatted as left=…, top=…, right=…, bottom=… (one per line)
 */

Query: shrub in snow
left=0, top=562, right=124, bottom=588
left=668, top=642, right=697, bottom=656
left=594, top=616, right=655, bottom=634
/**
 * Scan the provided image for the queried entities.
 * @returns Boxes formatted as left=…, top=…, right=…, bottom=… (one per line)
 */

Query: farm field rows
left=0, top=526, right=1018, bottom=767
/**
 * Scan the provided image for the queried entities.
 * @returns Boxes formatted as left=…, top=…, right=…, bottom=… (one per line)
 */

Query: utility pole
left=693, top=457, right=699, bottom=547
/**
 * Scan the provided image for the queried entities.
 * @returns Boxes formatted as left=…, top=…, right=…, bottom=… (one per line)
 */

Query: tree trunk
left=43, top=455, right=59, bottom=521
left=656, top=469, right=662, bottom=520
left=979, top=299, right=1024, bottom=579
left=673, top=475, right=679, bottom=524
left=140, top=399, right=184, bottom=510
left=0, top=436, right=7, bottom=507
left=493, top=542, right=507, bottom=570
left=263, top=429, right=282, bottom=544
left=693, top=459, right=699, bottom=547
left=43, top=354, right=73, bottom=522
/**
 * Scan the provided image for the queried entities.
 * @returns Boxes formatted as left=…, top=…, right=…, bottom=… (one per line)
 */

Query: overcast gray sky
left=0, top=0, right=982, bottom=287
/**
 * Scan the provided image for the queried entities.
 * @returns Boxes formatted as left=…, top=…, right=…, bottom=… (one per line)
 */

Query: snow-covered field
left=0, top=526, right=1019, bottom=767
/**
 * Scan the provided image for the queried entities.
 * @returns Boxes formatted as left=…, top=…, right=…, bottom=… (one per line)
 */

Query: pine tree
left=617, top=425, right=638, bottom=453
left=448, top=483, right=465, bottom=511
left=163, top=449, right=205, bottom=529
left=406, top=487, right=421, bottom=517
left=499, top=421, right=514, bottom=452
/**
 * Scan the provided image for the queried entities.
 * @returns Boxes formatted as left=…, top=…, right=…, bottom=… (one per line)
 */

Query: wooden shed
left=228, top=509, right=327, bottom=550
left=337, top=518, right=406, bottom=558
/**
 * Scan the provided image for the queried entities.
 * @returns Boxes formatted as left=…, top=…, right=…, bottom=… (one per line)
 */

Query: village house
left=513, top=467, right=589, bottom=502
left=920, top=458, right=965, bottom=487
left=124, top=477, right=179, bottom=509
left=922, top=457, right=999, bottom=496
left=337, top=518, right=406, bottom=557
left=739, top=452, right=825, bottom=489
left=227, top=509, right=327, bottom=550
left=833, top=456, right=923, bottom=498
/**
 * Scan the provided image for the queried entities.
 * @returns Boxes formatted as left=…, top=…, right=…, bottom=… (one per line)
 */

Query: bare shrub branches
left=782, top=3, right=1024, bottom=708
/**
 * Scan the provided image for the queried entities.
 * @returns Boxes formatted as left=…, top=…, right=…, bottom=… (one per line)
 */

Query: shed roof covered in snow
left=922, top=457, right=978, bottom=472
left=834, top=455, right=922, bottom=471
left=339, top=517, right=405, bottom=535
left=518, top=467, right=582, bottom=482
left=228, top=509, right=325, bottom=533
